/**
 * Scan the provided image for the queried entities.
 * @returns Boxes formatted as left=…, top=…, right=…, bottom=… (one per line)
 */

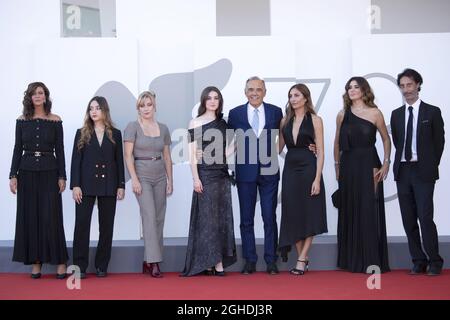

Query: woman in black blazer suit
left=70, top=96, right=125, bottom=278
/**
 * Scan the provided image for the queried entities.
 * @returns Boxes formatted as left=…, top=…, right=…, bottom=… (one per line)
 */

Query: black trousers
left=73, top=196, right=117, bottom=272
left=396, top=162, right=443, bottom=268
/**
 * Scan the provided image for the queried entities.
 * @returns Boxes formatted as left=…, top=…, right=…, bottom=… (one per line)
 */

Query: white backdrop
left=1, top=0, right=449, bottom=240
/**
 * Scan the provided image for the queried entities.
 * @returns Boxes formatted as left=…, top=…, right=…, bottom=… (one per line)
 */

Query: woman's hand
left=311, top=178, right=321, bottom=196
left=335, top=164, right=340, bottom=181
left=193, top=179, right=203, bottom=193
left=9, top=177, right=17, bottom=194
left=166, top=182, right=173, bottom=196
left=58, top=179, right=66, bottom=193
left=72, top=187, right=83, bottom=204
left=117, top=188, right=125, bottom=200
left=132, top=178, right=142, bottom=196
left=308, top=144, right=317, bottom=155
left=374, top=163, right=389, bottom=182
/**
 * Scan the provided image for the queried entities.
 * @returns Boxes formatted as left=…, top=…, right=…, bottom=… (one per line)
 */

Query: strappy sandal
left=290, top=259, right=309, bottom=276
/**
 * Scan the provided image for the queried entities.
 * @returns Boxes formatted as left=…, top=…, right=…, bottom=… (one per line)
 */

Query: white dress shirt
left=401, top=99, right=421, bottom=162
left=247, top=103, right=265, bottom=137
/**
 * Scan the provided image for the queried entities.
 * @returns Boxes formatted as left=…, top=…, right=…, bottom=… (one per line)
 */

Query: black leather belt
left=135, top=156, right=162, bottom=161
left=24, top=151, right=54, bottom=157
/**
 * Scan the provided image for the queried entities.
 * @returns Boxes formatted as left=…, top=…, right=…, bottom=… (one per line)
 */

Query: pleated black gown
left=337, top=109, right=390, bottom=273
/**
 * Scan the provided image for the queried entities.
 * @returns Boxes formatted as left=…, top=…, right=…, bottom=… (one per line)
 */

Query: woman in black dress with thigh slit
left=278, top=84, right=327, bottom=275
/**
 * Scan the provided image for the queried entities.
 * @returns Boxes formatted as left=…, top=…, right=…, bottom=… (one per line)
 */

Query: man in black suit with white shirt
left=390, top=68, right=445, bottom=275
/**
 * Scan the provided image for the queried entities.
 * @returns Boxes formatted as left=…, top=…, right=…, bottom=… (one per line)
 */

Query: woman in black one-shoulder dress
left=181, top=86, right=236, bottom=277
left=334, top=77, right=391, bottom=273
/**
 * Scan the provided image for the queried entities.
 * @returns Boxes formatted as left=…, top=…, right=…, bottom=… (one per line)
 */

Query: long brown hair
left=343, top=77, right=378, bottom=110
left=282, top=83, right=315, bottom=130
left=197, top=86, right=223, bottom=118
left=77, top=96, right=116, bottom=150
left=22, top=82, right=52, bottom=120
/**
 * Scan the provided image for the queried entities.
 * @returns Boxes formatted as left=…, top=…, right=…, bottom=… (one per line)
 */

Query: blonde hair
left=136, top=91, right=156, bottom=111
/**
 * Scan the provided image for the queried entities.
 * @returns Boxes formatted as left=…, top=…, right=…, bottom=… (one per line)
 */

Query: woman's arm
left=311, top=116, right=325, bottom=195
left=70, top=130, right=83, bottom=203
left=374, top=109, right=391, bottom=182
left=188, top=119, right=202, bottom=193
left=115, top=130, right=125, bottom=200
left=163, top=144, right=173, bottom=195
left=333, top=110, right=345, bottom=181
left=54, top=118, right=66, bottom=193
left=124, top=141, right=142, bottom=195
left=278, top=118, right=286, bottom=154
left=9, top=119, right=23, bottom=194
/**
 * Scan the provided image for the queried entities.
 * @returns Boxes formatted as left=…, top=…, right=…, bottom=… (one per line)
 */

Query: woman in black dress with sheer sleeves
left=334, top=77, right=391, bottom=273
left=9, top=82, right=68, bottom=279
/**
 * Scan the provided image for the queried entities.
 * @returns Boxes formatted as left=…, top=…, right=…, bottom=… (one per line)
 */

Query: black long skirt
left=337, top=149, right=390, bottom=273
left=279, top=148, right=328, bottom=262
left=181, top=168, right=237, bottom=276
left=13, top=169, right=68, bottom=265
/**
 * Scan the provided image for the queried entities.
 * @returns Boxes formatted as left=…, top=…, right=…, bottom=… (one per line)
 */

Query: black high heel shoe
left=214, top=267, right=225, bottom=277
left=56, top=264, right=67, bottom=279
left=290, top=259, right=309, bottom=276
left=31, top=262, right=42, bottom=279
left=203, top=268, right=214, bottom=276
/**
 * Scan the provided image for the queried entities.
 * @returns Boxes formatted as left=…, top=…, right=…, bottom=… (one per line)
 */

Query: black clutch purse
left=331, top=189, right=340, bottom=209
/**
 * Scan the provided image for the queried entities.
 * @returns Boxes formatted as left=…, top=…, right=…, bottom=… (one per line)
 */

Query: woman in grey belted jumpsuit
left=124, top=91, right=173, bottom=278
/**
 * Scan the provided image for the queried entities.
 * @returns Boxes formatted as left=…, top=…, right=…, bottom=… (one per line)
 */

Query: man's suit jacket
left=70, top=128, right=125, bottom=196
left=228, top=102, right=283, bottom=182
left=390, top=101, right=445, bottom=182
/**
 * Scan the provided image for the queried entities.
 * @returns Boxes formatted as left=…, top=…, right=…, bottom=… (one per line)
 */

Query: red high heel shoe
left=143, top=261, right=152, bottom=274
left=151, top=263, right=163, bottom=278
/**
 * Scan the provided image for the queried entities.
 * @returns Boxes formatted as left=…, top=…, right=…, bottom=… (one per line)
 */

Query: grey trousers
left=135, top=176, right=167, bottom=263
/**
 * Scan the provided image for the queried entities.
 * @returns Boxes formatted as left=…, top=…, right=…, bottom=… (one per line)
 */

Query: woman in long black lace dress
left=181, top=86, right=236, bottom=276
left=334, top=77, right=391, bottom=273
left=9, top=82, right=68, bottom=279
left=278, top=84, right=327, bottom=275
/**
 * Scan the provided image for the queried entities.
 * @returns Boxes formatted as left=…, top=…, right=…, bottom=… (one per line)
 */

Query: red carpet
left=1, top=270, right=449, bottom=300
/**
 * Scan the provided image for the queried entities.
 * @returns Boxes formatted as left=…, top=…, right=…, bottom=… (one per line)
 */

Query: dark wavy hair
left=282, top=83, right=316, bottom=130
left=22, top=82, right=52, bottom=120
left=197, top=86, right=223, bottom=118
left=343, top=76, right=378, bottom=110
left=77, top=96, right=116, bottom=150
left=397, top=68, right=423, bottom=92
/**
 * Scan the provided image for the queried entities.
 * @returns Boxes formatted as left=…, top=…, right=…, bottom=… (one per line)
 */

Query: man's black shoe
left=409, top=264, right=427, bottom=275
left=266, top=262, right=279, bottom=275
left=96, top=268, right=107, bottom=277
left=241, top=262, right=256, bottom=275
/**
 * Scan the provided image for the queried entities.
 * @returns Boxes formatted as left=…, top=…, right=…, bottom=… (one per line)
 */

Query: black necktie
left=405, top=106, right=413, bottom=161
